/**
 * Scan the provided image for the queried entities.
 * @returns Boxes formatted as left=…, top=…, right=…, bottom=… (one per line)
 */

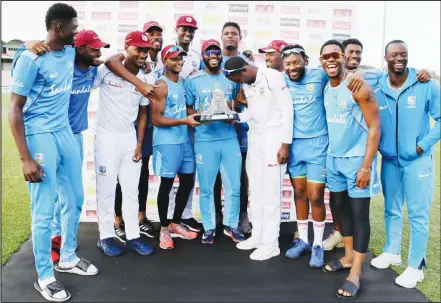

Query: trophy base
left=195, top=113, right=239, bottom=123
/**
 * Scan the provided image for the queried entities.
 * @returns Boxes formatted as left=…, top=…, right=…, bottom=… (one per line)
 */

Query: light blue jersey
left=284, top=68, right=329, bottom=138
left=11, top=47, right=76, bottom=135
left=184, top=71, right=239, bottom=142
left=153, top=75, right=189, bottom=146
left=324, top=75, right=368, bottom=157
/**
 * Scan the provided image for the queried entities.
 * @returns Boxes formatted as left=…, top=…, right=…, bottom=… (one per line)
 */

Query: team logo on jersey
left=172, top=93, right=178, bottom=100
left=307, top=83, right=316, bottom=92
left=196, top=154, right=203, bottom=165
left=67, top=61, right=73, bottom=70
left=34, top=153, right=44, bottom=164
left=321, top=166, right=327, bottom=177
left=87, top=72, right=94, bottom=79
left=225, top=84, right=232, bottom=91
left=339, top=100, right=347, bottom=110
left=260, top=86, right=265, bottom=95
left=98, top=166, right=107, bottom=176
left=407, top=96, right=416, bottom=108
left=192, top=60, right=197, bottom=68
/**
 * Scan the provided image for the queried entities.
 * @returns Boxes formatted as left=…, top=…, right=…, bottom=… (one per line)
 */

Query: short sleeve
left=92, top=65, right=107, bottom=89
left=11, top=43, right=27, bottom=76
left=184, top=77, right=196, bottom=106
left=11, top=54, right=39, bottom=97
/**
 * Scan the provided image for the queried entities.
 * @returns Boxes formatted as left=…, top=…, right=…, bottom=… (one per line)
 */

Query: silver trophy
left=194, top=84, right=239, bottom=123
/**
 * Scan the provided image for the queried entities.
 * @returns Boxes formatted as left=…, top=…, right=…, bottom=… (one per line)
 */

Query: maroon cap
left=161, top=44, right=187, bottom=60
left=143, top=21, right=163, bottom=33
left=176, top=15, right=198, bottom=29
left=201, top=39, right=221, bottom=52
left=124, top=31, right=152, bottom=48
left=258, top=40, right=288, bottom=53
left=74, top=30, right=110, bottom=49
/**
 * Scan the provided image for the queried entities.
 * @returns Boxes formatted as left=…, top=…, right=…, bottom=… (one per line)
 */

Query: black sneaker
left=181, top=218, right=202, bottom=233
left=139, top=218, right=159, bottom=238
left=115, top=223, right=127, bottom=243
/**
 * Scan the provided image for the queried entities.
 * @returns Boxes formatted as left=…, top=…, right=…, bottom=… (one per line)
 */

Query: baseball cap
left=124, top=31, right=152, bottom=48
left=176, top=15, right=198, bottom=29
left=74, top=30, right=110, bottom=49
left=143, top=21, right=163, bottom=33
left=258, top=40, right=288, bottom=53
left=161, top=45, right=187, bottom=60
left=201, top=39, right=221, bottom=52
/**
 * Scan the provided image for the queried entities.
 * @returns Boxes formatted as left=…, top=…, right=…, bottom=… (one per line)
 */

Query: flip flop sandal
left=322, top=260, right=352, bottom=274
left=335, top=280, right=360, bottom=300
left=55, top=258, right=99, bottom=276
left=34, top=280, right=71, bottom=302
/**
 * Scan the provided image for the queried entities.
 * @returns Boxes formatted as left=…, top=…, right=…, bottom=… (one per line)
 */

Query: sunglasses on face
left=203, top=49, right=221, bottom=57
left=320, top=52, right=344, bottom=61
left=222, top=67, right=245, bottom=77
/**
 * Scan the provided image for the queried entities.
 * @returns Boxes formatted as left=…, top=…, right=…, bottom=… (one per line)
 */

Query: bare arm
left=187, top=104, right=197, bottom=115
left=133, top=105, right=148, bottom=162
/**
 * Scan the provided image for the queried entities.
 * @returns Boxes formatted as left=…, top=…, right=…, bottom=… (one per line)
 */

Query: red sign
left=280, top=31, right=299, bottom=40
left=67, top=1, right=85, bottom=7
left=229, top=16, right=248, bottom=26
left=88, top=112, right=96, bottom=120
left=282, top=201, right=291, bottom=209
left=255, top=5, right=274, bottom=13
left=174, top=1, right=194, bottom=9
left=86, top=210, right=97, bottom=217
left=334, top=9, right=352, bottom=17
left=119, top=12, right=138, bottom=20
left=120, top=1, right=139, bottom=8
left=281, top=5, right=300, bottom=14
left=282, top=190, right=292, bottom=198
left=324, top=191, right=330, bottom=200
left=173, top=177, right=180, bottom=184
left=148, top=175, right=159, bottom=182
left=307, top=20, right=326, bottom=28
left=87, top=162, right=95, bottom=170
left=333, top=21, right=351, bottom=30
left=253, top=53, right=265, bottom=62
left=91, top=12, right=111, bottom=20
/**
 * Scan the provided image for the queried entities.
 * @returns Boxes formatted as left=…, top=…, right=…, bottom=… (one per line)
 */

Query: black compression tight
left=157, top=173, right=195, bottom=227
left=331, top=190, right=371, bottom=253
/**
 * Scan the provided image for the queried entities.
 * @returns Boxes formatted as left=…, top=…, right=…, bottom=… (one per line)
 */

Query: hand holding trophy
left=194, top=84, right=239, bottom=123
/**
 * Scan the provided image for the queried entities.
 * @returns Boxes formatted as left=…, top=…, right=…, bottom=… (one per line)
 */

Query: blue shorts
left=153, top=141, right=195, bottom=178
left=326, top=155, right=381, bottom=198
left=288, top=134, right=328, bottom=183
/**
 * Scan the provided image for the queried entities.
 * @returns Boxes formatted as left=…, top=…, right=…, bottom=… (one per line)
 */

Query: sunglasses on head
left=203, top=49, right=221, bottom=57
left=222, top=67, right=245, bottom=77
left=320, top=52, right=344, bottom=61
left=281, top=47, right=308, bottom=58
left=164, top=45, right=184, bottom=58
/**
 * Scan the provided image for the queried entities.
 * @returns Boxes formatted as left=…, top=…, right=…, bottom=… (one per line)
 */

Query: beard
left=224, top=44, right=237, bottom=51
left=204, top=57, right=223, bottom=73
left=76, top=53, right=96, bottom=67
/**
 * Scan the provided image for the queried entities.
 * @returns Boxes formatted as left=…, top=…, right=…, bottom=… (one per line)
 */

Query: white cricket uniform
left=146, top=52, right=164, bottom=81
left=167, top=39, right=202, bottom=221
left=238, top=67, right=293, bottom=249
left=93, top=64, right=149, bottom=241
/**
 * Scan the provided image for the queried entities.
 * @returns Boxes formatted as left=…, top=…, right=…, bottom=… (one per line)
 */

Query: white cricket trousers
left=94, top=132, right=141, bottom=240
left=247, top=131, right=286, bottom=249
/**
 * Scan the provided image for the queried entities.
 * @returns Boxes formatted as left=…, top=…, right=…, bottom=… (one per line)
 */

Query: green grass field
left=1, top=94, right=440, bottom=301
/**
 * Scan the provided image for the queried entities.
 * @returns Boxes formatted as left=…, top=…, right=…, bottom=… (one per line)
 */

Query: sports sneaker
left=309, top=245, right=325, bottom=268
left=159, top=228, right=174, bottom=250
left=51, top=236, right=61, bottom=263
left=202, top=229, right=216, bottom=244
left=181, top=218, right=202, bottom=233
left=395, top=266, right=424, bottom=288
left=250, top=246, right=280, bottom=261
left=322, top=230, right=344, bottom=251
left=97, top=238, right=124, bottom=257
left=371, top=252, right=402, bottom=269
left=224, top=226, right=245, bottom=242
left=285, top=238, right=311, bottom=259
left=238, top=212, right=252, bottom=234
left=169, top=222, right=198, bottom=240
left=125, top=237, right=155, bottom=256
left=114, top=223, right=127, bottom=243
left=139, top=218, right=159, bottom=238
left=236, top=237, right=262, bottom=250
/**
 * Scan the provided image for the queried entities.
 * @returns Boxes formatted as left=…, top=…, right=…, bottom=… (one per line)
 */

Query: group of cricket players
left=8, top=3, right=439, bottom=302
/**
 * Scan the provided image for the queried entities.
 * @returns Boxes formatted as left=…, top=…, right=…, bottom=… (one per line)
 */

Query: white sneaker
left=250, top=246, right=280, bottom=261
left=395, top=267, right=424, bottom=288
left=322, top=230, right=344, bottom=251
left=236, top=237, right=262, bottom=251
left=371, top=252, right=402, bottom=269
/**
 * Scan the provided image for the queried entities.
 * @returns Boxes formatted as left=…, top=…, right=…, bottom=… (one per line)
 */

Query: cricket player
left=8, top=3, right=98, bottom=301
left=93, top=31, right=154, bottom=257
left=371, top=40, right=440, bottom=289
left=185, top=39, right=245, bottom=244
left=150, top=45, right=201, bottom=250
left=320, top=40, right=381, bottom=300
left=258, top=40, right=288, bottom=72
left=223, top=56, right=293, bottom=261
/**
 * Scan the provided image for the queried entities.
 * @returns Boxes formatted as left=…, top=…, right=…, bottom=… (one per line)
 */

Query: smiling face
left=164, top=55, right=184, bottom=74
left=344, top=43, right=362, bottom=70
left=146, top=28, right=163, bottom=51
left=176, top=26, right=195, bottom=45
left=385, top=42, right=408, bottom=75
left=283, top=53, right=306, bottom=81
left=125, top=46, right=149, bottom=68
left=320, top=44, right=346, bottom=79
left=265, top=51, right=283, bottom=71
left=202, top=46, right=222, bottom=71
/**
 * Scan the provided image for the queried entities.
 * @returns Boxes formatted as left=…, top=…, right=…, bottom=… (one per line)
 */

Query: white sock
left=313, top=220, right=326, bottom=247
left=58, top=257, right=80, bottom=268
left=39, top=277, right=67, bottom=299
left=297, top=220, right=308, bottom=243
